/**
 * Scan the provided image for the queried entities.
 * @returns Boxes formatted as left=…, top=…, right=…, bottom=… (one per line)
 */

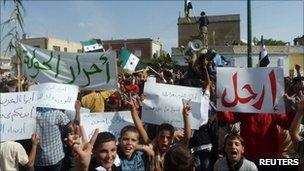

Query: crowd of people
left=0, top=55, right=304, bottom=171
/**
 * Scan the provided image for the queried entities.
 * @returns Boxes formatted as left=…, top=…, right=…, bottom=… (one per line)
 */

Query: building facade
left=20, top=37, right=82, bottom=53
left=178, top=14, right=240, bottom=47
left=102, top=38, right=162, bottom=60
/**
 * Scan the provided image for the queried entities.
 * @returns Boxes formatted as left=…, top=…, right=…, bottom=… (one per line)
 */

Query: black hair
left=157, top=123, right=175, bottom=136
left=93, top=132, right=116, bottom=152
left=164, top=143, right=194, bottom=171
left=120, top=125, right=139, bottom=138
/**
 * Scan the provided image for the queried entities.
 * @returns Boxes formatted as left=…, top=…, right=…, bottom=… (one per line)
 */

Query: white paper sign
left=142, top=82, right=204, bottom=129
left=30, top=82, right=79, bottom=111
left=216, top=67, right=285, bottom=113
left=0, top=91, right=38, bottom=141
left=21, top=44, right=118, bottom=90
left=81, top=111, right=134, bottom=139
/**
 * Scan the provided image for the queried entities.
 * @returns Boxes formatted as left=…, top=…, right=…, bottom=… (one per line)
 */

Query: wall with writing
left=142, top=82, right=204, bottom=129
left=0, top=91, right=38, bottom=141
left=80, top=111, right=134, bottom=139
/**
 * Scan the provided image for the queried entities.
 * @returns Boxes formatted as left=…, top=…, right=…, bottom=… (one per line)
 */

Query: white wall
left=225, top=54, right=289, bottom=76
left=152, top=42, right=161, bottom=57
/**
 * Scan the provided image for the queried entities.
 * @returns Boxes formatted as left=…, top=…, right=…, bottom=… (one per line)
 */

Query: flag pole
left=247, top=0, right=252, bottom=67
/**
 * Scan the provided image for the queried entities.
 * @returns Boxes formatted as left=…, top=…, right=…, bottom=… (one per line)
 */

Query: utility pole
left=247, top=0, right=252, bottom=67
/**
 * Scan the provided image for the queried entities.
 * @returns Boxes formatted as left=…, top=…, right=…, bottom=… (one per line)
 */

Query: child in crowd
left=90, top=132, right=121, bottom=171
left=163, top=143, right=195, bottom=171
left=213, top=133, right=258, bottom=171
left=118, top=125, right=153, bottom=171
left=0, top=133, right=40, bottom=171
left=126, top=95, right=192, bottom=171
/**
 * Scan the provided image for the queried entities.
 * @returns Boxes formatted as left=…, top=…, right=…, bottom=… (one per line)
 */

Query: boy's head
left=156, top=123, right=175, bottom=153
left=164, top=144, right=194, bottom=171
left=119, top=125, right=140, bottom=159
left=93, top=132, right=117, bottom=170
left=224, top=133, right=245, bottom=164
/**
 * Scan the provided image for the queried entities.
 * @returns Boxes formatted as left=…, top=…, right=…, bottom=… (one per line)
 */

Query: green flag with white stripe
left=119, top=48, right=140, bottom=72
left=80, top=39, right=104, bottom=52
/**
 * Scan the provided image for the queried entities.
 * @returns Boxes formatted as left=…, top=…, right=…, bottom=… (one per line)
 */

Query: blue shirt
left=120, top=151, right=147, bottom=171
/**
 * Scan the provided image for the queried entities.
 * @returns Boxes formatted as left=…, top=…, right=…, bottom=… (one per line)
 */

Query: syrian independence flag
left=80, top=39, right=104, bottom=52
left=119, top=48, right=140, bottom=72
left=184, top=0, right=193, bottom=19
left=259, top=36, right=270, bottom=67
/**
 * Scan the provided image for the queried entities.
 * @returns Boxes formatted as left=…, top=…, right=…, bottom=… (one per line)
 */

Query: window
left=64, top=47, right=67, bottom=52
left=53, top=46, right=60, bottom=51
left=33, top=45, right=40, bottom=48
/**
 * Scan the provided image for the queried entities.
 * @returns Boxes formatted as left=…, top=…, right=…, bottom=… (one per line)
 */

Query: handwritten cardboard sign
left=81, top=111, right=134, bottom=139
left=21, top=44, right=118, bottom=90
left=0, top=91, right=38, bottom=141
left=29, top=82, right=79, bottom=111
left=216, top=67, right=285, bottom=113
left=142, top=82, right=205, bottom=129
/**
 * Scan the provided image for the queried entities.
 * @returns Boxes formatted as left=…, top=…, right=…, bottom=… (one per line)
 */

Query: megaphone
left=188, top=39, right=203, bottom=52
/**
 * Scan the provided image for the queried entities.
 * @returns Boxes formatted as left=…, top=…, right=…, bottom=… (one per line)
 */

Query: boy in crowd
left=0, top=133, right=40, bottom=171
left=213, top=133, right=258, bottom=171
left=90, top=132, right=121, bottom=171
left=118, top=125, right=153, bottom=171
left=126, top=94, right=191, bottom=170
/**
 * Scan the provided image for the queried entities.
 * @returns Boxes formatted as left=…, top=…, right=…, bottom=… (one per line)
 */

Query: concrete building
left=0, top=55, right=12, bottom=72
left=294, top=35, right=304, bottom=46
left=178, top=14, right=240, bottom=47
left=20, top=37, right=82, bottom=53
left=102, top=38, right=162, bottom=60
left=171, top=45, right=304, bottom=77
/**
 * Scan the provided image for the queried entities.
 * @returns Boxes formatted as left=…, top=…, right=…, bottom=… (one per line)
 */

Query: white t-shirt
left=0, top=141, right=29, bottom=171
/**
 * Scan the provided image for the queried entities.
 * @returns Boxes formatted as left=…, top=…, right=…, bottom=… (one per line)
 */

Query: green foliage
left=142, top=54, right=177, bottom=67
left=253, top=37, right=288, bottom=46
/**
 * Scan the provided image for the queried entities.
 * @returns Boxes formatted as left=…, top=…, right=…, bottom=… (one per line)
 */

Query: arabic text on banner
left=21, top=44, right=118, bottom=90
left=29, top=82, right=79, bottom=111
left=216, top=67, right=285, bottom=114
left=80, top=111, right=134, bottom=139
left=0, top=91, right=38, bottom=141
left=142, top=82, right=207, bottom=129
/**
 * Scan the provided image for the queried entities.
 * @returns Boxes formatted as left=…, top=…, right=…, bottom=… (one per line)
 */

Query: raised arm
left=182, top=99, right=192, bottom=147
left=126, top=94, right=150, bottom=144
left=289, top=94, right=304, bottom=142
left=74, top=100, right=81, bottom=125
left=201, top=57, right=211, bottom=91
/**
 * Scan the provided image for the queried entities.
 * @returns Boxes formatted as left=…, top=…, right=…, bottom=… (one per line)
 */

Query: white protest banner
left=21, top=44, right=118, bottom=90
left=0, top=91, right=38, bottom=141
left=216, top=67, right=285, bottom=113
left=81, top=111, right=134, bottom=139
left=30, top=82, right=79, bottom=111
left=142, top=82, right=204, bottom=129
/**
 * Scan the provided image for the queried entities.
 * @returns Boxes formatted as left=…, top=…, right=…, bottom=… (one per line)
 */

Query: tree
left=1, top=0, right=25, bottom=54
left=1, top=0, right=25, bottom=91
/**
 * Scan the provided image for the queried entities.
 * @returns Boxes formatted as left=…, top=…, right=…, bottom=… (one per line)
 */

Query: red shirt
left=218, top=112, right=294, bottom=161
